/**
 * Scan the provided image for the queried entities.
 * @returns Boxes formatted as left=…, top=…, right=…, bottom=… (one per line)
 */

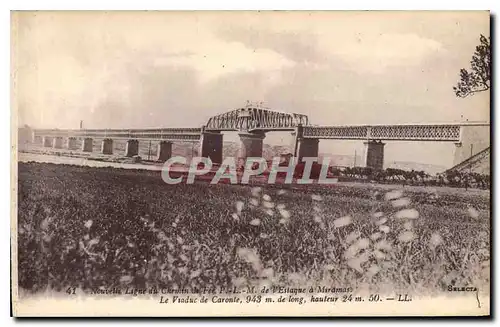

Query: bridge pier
left=125, top=139, right=139, bottom=157
left=453, top=124, right=490, bottom=166
left=199, top=132, right=223, bottom=164
left=52, top=137, right=63, bottom=149
left=238, top=131, right=266, bottom=166
left=101, top=138, right=113, bottom=155
left=296, top=138, right=319, bottom=162
left=42, top=136, right=52, bottom=147
left=157, top=141, right=172, bottom=162
left=82, top=138, right=93, bottom=152
left=67, top=137, right=77, bottom=150
left=364, top=140, right=385, bottom=170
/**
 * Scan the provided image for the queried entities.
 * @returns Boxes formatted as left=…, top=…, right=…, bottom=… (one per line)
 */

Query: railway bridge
left=30, top=104, right=490, bottom=170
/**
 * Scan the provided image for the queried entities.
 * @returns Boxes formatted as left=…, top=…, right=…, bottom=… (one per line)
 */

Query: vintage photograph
left=11, top=11, right=490, bottom=316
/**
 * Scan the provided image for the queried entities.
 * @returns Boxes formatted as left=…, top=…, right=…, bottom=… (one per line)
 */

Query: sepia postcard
left=11, top=10, right=491, bottom=317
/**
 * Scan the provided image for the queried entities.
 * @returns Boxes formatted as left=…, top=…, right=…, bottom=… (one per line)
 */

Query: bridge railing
left=302, top=124, right=463, bottom=142
left=33, top=128, right=202, bottom=141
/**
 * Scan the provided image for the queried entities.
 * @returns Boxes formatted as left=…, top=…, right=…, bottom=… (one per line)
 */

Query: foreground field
left=16, top=162, right=490, bottom=296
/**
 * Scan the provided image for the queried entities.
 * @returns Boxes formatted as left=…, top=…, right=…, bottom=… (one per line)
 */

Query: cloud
left=157, top=41, right=296, bottom=84
left=328, top=33, right=444, bottom=73
left=216, top=26, right=326, bottom=64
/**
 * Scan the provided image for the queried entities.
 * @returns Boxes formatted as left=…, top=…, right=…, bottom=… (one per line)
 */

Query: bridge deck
left=302, top=124, right=465, bottom=141
left=32, top=123, right=489, bottom=143
left=33, top=128, right=202, bottom=142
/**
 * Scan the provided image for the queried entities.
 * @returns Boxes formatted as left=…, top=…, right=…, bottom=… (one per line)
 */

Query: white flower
left=429, top=232, right=443, bottom=248
left=157, top=231, right=168, bottom=241
left=372, top=212, right=384, bottom=218
left=251, top=187, right=262, bottom=196
left=88, top=238, right=99, bottom=247
left=232, top=277, right=247, bottom=288
left=367, top=264, right=380, bottom=277
left=40, top=218, right=50, bottom=230
left=262, top=194, right=272, bottom=201
left=277, top=189, right=287, bottom=195
left=263, top=201, right=275, bottom=209
left=120, top=276, right=133, bottom=283
left=375, top=217, right=387, bottom=226
left=311, top=194, right=323, bottom=201
left=84, top=220, right=93, bottom=229
left=391, top=197, right=411, bottom=208
left=403, top=221, right=413, bottom=230
left=333, top=216, right=352, bottom=228
left=347, top=258, right=363, bottom=273
left=373, top=250, right=386, bottom=260
left=277, top=204, right=286, bottom=210
left=324, top=264, right=335, bottom=271
left=287, top=272, right=304, bottom=284
left=379, top=225, right=390, bottom=233
left=250, top=198, right=259, bottom=206
left=190, top=270, right=201, bottom=278
left=468, top=207, right=480, bottom=219
left=260, top=268, right=274, bottom=279
left=231, top=213, right=239, bottom=221
left=395, top=209, right=419, bottom=219
left=344, top=245, right=359, bottom=259
left=346, top=231, right=361, bottom=244
left=355, top=238, right=370, bottom=250
left=249, top=219, right=261, bottom=226
left=370, top=232, right=382, bottom=241
left=279, top=209, right=291, bottom=219
left=398, top=231, right=415, bottom=243
left=375, top=239, right=392, bottom=251
left=265, top=209, right=274, bottom=217
left=235, top=201, right=244, bottom=213
left=237, top=248, right=262, bottom=271
left=385, top=190, right=403, bottom=201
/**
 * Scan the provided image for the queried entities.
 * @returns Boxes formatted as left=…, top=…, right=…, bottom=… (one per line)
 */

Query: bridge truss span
left=302, top=124, right=463, bottom=142
left=33, top=128, right=202, bottom=142
left=205, top=107, right=309, bottom=132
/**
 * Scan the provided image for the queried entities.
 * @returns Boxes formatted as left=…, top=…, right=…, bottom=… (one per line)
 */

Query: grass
left=16, top=162, right=490, bottom=297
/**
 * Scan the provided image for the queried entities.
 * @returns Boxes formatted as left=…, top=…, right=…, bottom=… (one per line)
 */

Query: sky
left=12, top=11, right=490, bottom=168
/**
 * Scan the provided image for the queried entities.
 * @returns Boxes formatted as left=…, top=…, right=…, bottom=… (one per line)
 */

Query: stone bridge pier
left=67, top=137, right=77, bottom=150
left=101, top=138, right=113, bottom=155
left=296, top=138, right=320, bottom=162
left=52, top=137, right=63, bottom=149
left=82, top=138, right=93, bottom=152
left=157, top=141, right=173, bottom=162
left=364, top=140, right=385, bottom=170
left=42, top=136, right=52, bottom=147
left=293, top=126, right=320, bottom=162
left=453, top=124, right=490, bottom=166
left=238, top=131, right=266, bottom=167
left=125, top=139, right=139, bottom=157
left=199, top=131, right=223, bottom=164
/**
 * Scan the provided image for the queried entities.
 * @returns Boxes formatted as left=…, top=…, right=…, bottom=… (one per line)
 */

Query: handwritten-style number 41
left=66, top=287, right=76, bottom=295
